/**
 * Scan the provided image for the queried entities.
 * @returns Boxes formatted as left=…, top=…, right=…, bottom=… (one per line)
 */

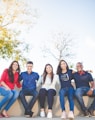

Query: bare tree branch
left=42, top=32, right=75, bottom=62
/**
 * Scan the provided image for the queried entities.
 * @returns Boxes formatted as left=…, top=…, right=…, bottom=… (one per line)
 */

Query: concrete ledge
left=0, top=84, right=94, bottom=117
left=5, top=96, right=94, bottom=117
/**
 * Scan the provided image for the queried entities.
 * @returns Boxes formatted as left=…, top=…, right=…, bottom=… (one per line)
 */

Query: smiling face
left=60, top=61, right=67, bottom=70
left=76, top=62, right=83, bottom=72
left=12, top=62, right=19, bottom=71
left=26, top=63, right=33, bottom=74
left=45, top=65, right=53, bottom=74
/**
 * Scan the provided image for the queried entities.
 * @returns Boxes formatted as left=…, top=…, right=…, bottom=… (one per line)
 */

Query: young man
left=19, top=61, right=39, bottom=117
left=73, top=62, right=95, bottom=117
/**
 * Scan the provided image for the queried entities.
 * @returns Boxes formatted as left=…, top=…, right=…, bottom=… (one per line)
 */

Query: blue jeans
left=0, top=87, right=19, bottom=111
left=19, top=89, right=38, bottom=113
left=88, top=89, right=95, bottom=110
left=59, top=87, right=75, bottom=111
left=75, top=87, right=90, bottom=111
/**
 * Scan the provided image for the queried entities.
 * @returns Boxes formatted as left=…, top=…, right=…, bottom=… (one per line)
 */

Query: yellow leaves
left=0, top=0, right=37, bottom=29
left=0, top=27, right=9, bottom=40
left=0, top=0, right=32, bottom=63
left=0, top=26, right=28, bottom=62
left=0, top=27, right=20, bottom=59
left=0, top=16, right=3, bottom=24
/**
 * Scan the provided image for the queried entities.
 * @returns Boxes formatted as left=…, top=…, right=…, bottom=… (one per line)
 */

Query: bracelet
left=90, top=88, right=94, bottom=91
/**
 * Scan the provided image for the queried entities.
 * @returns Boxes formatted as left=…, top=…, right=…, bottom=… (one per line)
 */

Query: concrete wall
left=0, top=84, right=95, bottom=117
left=5, top=96, right=94, bottom=117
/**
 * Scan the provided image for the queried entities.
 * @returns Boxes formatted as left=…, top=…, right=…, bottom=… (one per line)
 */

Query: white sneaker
left=47, top=111, right=52, bottom=118
left=40, top=111, right=45, bottom=117
left=68, top=111, right=74, bottom=119
left=61, top=111, right=67, bottom=119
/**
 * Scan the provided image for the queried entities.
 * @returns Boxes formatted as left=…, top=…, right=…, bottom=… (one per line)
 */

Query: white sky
left=0, top=0, right=95, bottom=77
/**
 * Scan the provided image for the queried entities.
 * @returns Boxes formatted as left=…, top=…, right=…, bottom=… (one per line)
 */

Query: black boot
left=25, top=110, right=33, bottom=117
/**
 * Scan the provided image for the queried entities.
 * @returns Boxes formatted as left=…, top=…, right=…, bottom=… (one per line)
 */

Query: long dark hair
left=43, top=64, right=54, bottom=83
left=57, top=60, right=69, bottom=75
left=8, top=61, right=20, bottom=83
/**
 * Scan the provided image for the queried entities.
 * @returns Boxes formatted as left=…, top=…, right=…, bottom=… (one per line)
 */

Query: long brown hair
left=8, top=61, right=20, bottom=83
left=43, top=64, right=54, bottom=83
left=57, top=60, right=69, bottom=74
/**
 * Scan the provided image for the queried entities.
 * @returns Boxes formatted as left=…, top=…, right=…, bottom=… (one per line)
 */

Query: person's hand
left=6, top=87, right=11, bottom=91
left=87, top=89, right=93, bottom=96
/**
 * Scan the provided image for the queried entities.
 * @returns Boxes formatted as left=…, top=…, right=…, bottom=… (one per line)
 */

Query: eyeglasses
left=27, top=66, right=33, bottom=67
left=76, top=65, right=82, bottom=67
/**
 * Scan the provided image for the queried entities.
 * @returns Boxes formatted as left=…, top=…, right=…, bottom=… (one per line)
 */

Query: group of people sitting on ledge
left=0, top=60, right=95, bottom=119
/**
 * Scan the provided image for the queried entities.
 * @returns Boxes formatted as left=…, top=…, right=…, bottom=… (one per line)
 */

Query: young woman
left=0, top=61, right=21, bottom=117
left=37, top=64, right=59, bottom=118
left=57, top=60, right=75, bottom=119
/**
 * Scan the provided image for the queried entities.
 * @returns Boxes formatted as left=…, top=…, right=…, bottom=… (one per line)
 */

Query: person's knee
left=75, top=90, right=82, bottom=98
left=68, top=94, right=74, bottom=101
left=39, top=89, right=46, bottom=95
left=13, top=91, right=19, bottom=99
left=48, top=89, right=56, bottom=96
left=19, top=91, right=24, bottom=98
left=35, top=92, right=39, bottom=98
left=32, top=90, right=39, bottom=99
left=59, top=89, right=65, bottom=96
left=68, top=90, right=74, bottom=98
left=7, top=91, right=13, bottom=99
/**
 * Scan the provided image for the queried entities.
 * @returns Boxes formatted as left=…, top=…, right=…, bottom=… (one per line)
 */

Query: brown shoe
left=83, top=110, right=90, bottom=117
left=88, top=109, right=95, bottom=117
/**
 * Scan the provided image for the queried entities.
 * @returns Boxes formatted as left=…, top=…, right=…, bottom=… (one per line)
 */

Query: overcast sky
left=0, top=0, right=95, bottom=76
left=26, top=0, right=95, bottom=75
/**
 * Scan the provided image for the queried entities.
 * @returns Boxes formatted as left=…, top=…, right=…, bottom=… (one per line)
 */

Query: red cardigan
left=0, top=69, right=21, bottom=90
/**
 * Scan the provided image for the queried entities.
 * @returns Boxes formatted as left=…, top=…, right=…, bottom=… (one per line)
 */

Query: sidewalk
left=1, top=116, right=95, bottom=120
